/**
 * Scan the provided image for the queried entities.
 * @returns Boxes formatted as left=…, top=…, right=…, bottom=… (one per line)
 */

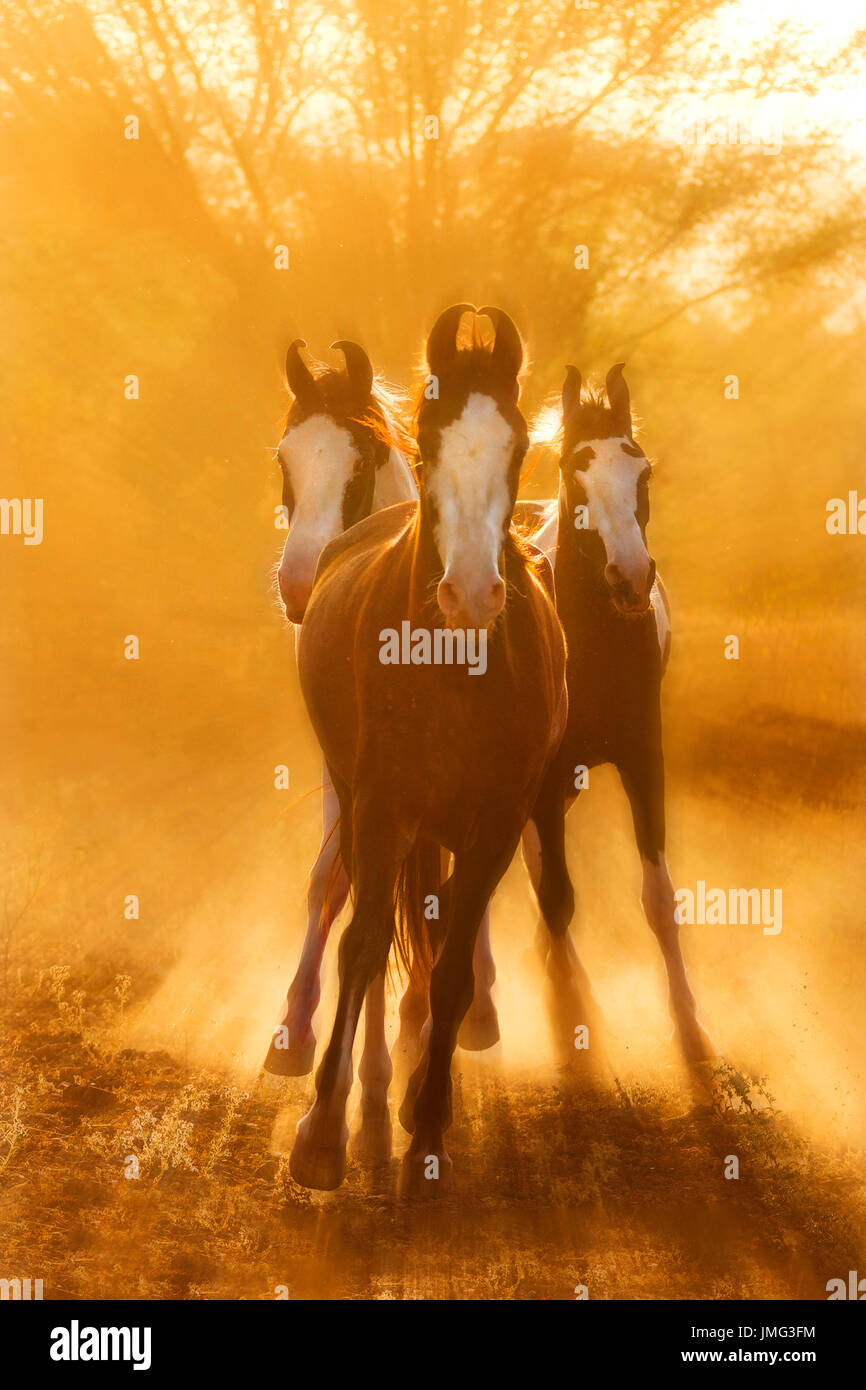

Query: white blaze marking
left=278, top=415, right=358, bottom=586
left=536, top=470, right=669, bottom=656
left=573, top=437, right=650, bottom=590
left=429, top=393, right=513, bottom=595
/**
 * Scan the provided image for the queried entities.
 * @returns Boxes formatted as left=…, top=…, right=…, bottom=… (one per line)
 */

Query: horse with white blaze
left=265, top=338, right=415, bottom=1080
left=518, top=363, right=715, bottom=1066
left=264, top=336, right=500, bottom=1093
left=289, top=304, right=567, bottom=1192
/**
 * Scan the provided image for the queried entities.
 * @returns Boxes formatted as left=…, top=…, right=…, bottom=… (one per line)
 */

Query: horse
left=264, top=339, right=499, bottom=1097
left=288, top=304, right=567, bottom=1192
left=264, top=338, right=415, bottom=1080
left=516, top=363, right=715, bottom=1066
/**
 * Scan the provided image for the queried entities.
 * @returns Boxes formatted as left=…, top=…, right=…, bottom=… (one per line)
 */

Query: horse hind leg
left=393, top=962, right=429, bottom=1090
left=457, top=905, right=501, bottom=1051
left=349, top=971, right=393, bottom=1167
left=393, top=845, right=447, bottom=1080
left=399, top=847, right=499, bottom=1057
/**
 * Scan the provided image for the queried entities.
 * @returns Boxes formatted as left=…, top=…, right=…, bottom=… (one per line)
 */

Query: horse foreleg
left=290, top=804, right=410, bottom=1190
left=400, top=837, right=515, bottom=1195
left=527, top=784, right=605, bottom=1068
left=620, top=754, right=716, bottom=1066
left=264, top=771, right=349, bottom=1076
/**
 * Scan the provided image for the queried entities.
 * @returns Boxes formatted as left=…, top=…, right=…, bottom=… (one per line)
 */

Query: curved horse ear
left=330, top=340, right=374, bottom=399
left=426, top=303, right=476, bottom=377
left=562, top=365, right=583, bottom=424
left=285, top=339, right=320, bottom=408
left=478, top=305, right=524, bottom=383
left=606, top=363, right=632, bottom=437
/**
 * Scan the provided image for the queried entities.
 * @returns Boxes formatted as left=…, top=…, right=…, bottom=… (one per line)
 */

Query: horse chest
left=564, top=614, right=658, bottom=754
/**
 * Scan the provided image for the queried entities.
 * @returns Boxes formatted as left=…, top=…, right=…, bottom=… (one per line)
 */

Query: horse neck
left=407, top=490, right=443, bottom=606
left=372, top=405, right=418, bottom=511
left=373, top=446, right=417, bottom=510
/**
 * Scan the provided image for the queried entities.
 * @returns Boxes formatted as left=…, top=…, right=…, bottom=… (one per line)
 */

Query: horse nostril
left=604, top=562, right=626, bottom=591
left=438, top=579, right=459, bottom=614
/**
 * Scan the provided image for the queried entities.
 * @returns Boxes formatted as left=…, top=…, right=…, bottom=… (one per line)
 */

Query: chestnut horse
left=289, top=305, right=566, bottom=1192
left=264, top=339, right=498, bottom=1097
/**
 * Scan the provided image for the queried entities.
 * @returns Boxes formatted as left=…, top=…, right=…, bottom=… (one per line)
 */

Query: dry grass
left=0, top=961, right=864, bottom=1300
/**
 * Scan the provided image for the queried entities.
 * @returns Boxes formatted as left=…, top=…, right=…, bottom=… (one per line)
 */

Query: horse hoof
left=350, top=1108, right=392, bottom=1166
left=457, top=1007, right=500, bottom=1052
left=398, top=1148, right=453, bottom=1198
left=263, top=1030, right=316, bottom=1077
left=289, top=1116, right=347, bottom=1191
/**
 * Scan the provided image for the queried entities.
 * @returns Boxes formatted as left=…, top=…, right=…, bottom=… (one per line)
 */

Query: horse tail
left=393, top=836, right=440, bottom=983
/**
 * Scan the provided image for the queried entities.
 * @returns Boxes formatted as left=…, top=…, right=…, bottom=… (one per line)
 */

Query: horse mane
left=411, top=351, right=512, bottom=423
left=365, top=376, right=416, bottom=461
left=410, top=311, right=529, bottom=421
left=529, top=383, right=639, bottom=450
left=282, top=352, right=415, bottom=462
left=506, top=523, right=548, bottom=572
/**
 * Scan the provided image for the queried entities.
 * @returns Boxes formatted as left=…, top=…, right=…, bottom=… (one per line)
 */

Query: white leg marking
left=282, top=769, right=348, bottom=1041
left=641, top=853, right=713, bottom=1059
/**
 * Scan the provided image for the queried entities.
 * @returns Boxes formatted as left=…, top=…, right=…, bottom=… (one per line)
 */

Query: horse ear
left=606, top=363, right=632, bottom=437
left=562, top=365, right=583, bottom=423
left=285, top=339, right=320, bottom=408
left=478, top=305, right=524, bottom=382
left=426, top=303, right=476, bottom=377
left=331, top=340, right=374, bottom=399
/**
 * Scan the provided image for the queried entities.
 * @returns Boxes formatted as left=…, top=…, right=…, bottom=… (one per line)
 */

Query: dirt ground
left=2, top=607, right=865, bottom=1300
left=1, top=1009, right=863, bottom=1300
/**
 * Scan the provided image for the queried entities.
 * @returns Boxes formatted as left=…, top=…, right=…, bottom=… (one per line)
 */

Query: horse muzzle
left=605, top=558, right=655, bottom=615
left=278, top=574, right=313, bottom=623
left=437, top=575, right=506, bottom=630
